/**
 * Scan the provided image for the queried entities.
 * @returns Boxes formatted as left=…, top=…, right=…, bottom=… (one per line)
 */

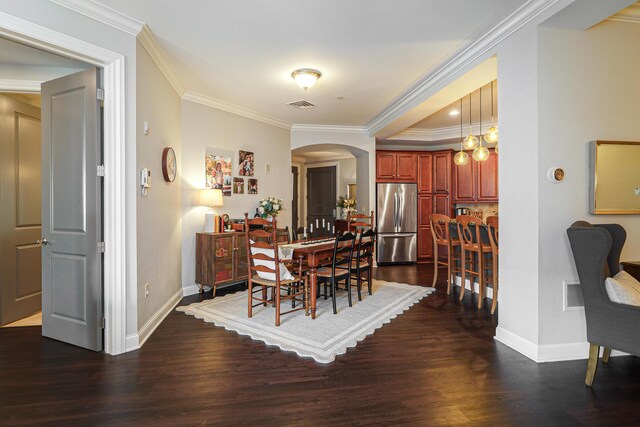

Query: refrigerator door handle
left=395, top=193, right=400, bottom=232
left=393, top=193, right=397, bottom=232
left=399, top=192, right=404, bottom=229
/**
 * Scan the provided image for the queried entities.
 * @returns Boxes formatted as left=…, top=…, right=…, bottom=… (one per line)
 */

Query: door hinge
left=97, top=164, right=105, bottom=177
left=97, top=88, right=104, bottom=101
left=101, top=317, right=106, bottom=329
left=98, top=241, right=105, bottom=253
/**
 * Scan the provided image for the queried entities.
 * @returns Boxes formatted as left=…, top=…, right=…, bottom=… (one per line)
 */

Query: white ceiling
left=95, top=0, right=526, bottom=126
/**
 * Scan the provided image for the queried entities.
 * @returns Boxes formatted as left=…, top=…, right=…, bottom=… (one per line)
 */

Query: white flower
left=273, top=204, right=279, bottom=210
left=258, top=206, right=265, bottom=214
left=261, top=201, right=268, bottom=206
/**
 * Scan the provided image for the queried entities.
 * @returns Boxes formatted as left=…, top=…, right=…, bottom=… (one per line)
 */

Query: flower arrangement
left=336, top=196, right=357, bottom=211
left=258, top=196, right=285, bottom=218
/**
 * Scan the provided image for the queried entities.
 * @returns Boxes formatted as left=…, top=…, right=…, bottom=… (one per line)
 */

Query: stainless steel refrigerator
left=376, top=183, right=417, bottom=264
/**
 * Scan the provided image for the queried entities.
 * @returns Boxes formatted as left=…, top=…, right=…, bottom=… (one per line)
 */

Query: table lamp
left=199, top=188, right=224, bottom=232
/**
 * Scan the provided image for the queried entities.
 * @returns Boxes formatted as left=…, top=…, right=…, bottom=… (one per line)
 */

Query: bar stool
left=486, top=216, right=499, bottom=314
left=429, top=214, right=461, bottom=294
left=457, top=215, right=492, bottom=309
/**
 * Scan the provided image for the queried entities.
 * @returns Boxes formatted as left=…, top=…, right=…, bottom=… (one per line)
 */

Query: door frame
left=0, top=12, right=127, bottom=355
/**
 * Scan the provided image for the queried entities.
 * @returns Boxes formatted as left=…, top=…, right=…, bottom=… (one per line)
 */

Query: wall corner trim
left=137, top=24, right=185, bottom=96
left=182, top=90, right=292, bottom=130
left=135, top=288, right=183, bottom=350
left=48, top=0, right=144, bottom=36
left=366, top=0, right=563, bottom=136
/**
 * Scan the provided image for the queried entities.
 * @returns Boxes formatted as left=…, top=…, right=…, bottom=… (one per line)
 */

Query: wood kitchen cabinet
left=433, top=193, right=451, bottom=216
left=376, top=151, right=416, bottom=182
left=417, top=153, right=433, bottom=193
left=433, top=151, right=451, bottom=193
left=417, top=194, right=433, bottom=262
left=196, top=232, right=248, bottom=296
left=452, top=149, right=498, bottom=203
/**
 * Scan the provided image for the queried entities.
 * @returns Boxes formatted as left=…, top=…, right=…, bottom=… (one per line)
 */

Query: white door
left=41, top=68, right=103, bottom=351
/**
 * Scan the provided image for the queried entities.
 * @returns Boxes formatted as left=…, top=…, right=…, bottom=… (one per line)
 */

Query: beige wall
left=537, top=20, right=640, bottom=346
left=180, top=100, right=292, bottom=294
left=135, top=40, right=183, bottom=329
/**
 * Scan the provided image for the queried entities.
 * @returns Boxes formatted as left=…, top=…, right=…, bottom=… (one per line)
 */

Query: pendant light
left=483, top=80, right=499, bottom=146
left=454, top=98, right=470, bottom=166
left=472, top=85, right=490, bottom=162
left=462, top=93, right=479, bottom=150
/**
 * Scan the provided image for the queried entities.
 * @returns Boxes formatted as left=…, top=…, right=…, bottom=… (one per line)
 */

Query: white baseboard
left=495, top=326, right=628, bottom=363
left=182, top=284, right=202, bottom=297
left=453, top=276, right=494, bottom=299
left=125, top=333, right=139, bottom=352
left=495, top=326, right=539, bottom=362
left=126, top=288, right=183, bottom=352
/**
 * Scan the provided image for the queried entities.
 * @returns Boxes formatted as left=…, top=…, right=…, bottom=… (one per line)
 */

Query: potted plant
left=336, top=196, right=356, bottom=219
left=258, top=196, right=285, bottom=220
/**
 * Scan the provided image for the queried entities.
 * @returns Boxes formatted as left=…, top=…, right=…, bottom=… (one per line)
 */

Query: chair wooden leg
left=304, top=277, right=309, bottom=316
left=432, top=242, right=439, bottom=288
left=275, top=286, right=281, bottom=327
left=602, top=347, right=612, bottom=364
left=356, top=268, right=363, bottom=301
left=446, top=246, right=452, bottom=295
left=478, top=252, right=485, bottom=310
left=491, top=256, right=498, bottom=315
left=262, top=286, right=268, bottom=306
left=367, top=267, right=372, bottom=295
left=248, top=281, right=253, bottom=318
left=331, top=279, right=338, bottom=314
left=459, top=249, right=467, bottom=301
left=346, top=276, right=353, bottom=307
left=586, top=343, right=600, bottom=387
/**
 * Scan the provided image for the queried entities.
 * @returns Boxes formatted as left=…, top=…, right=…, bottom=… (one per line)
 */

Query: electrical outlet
left=144, top=283, right=150, bottom=298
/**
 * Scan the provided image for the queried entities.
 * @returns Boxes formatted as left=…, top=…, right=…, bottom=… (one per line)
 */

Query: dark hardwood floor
left=2, top=264, right=640, bottom=425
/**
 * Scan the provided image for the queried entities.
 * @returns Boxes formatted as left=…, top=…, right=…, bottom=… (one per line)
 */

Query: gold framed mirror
left=590, top=140, right=640, bottom=214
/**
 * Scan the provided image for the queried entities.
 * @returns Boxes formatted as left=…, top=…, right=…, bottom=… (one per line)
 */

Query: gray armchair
left=566, top=220, right=639, bottom=387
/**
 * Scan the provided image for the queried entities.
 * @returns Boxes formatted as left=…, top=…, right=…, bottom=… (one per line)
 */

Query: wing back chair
left=566, top=220, right=639, bottom=387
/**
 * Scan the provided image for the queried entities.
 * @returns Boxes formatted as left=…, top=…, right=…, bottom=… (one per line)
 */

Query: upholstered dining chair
left=567, top=220, right=640, bottom=387
left=244, top=214, right=307, bottom=326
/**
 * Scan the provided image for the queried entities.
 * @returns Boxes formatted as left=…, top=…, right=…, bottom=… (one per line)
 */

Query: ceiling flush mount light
left=484, top=81, right=499, bottom=145
left=449, top=110, right=460, bottom=116
left=291, top=68, right=322, bottom=91
left=462, top=93, right=479, bottom=150
left=454, top=98, right=470, bottom=166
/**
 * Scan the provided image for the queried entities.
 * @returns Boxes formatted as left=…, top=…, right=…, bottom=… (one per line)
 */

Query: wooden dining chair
left=486, top=216, right=499, bottom=314
left=349, top=228, right=376, bottom=300
left=244, top=214, right=307, bottom=326
left=346, top=211, right=374, bottom=232
left=429, top=213, right=461, bottom=294
left=275, top=227, right=291, bottom=244
left=317, top=232, right=356, bottom=314
left=457, top=215, right=492, bottom=309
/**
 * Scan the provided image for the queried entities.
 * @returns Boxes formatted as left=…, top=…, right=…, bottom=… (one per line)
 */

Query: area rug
left=177, top=280, right=434, bottom=364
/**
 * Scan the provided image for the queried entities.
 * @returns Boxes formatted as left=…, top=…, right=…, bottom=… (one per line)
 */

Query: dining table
left=280, top=238, right=336, bottom=319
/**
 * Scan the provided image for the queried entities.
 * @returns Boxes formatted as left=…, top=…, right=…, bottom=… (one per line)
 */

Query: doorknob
left=36, top=238, right=49, bottom=245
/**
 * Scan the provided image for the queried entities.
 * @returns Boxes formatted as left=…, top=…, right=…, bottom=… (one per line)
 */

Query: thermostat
left=547, top=167, right=565, bottom=183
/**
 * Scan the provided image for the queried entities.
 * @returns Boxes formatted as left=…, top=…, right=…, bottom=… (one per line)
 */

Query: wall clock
left=162, top=147, right=177, bottom=182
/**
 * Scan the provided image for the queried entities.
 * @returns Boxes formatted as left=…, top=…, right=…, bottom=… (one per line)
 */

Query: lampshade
left=484, top=126, right=499, bottom=143
left=472, top=146, right=490, bottom=162
left=291, top=68, right=322, bottom=91
left=454, top=150, right=470, bottom=166
left=462, top=134, right=479, bottom=150
left=199, top=188, right=223, bottom=207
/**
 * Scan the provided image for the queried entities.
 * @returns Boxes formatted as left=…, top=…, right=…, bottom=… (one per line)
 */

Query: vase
left=340, top=208, right=348, bottom=220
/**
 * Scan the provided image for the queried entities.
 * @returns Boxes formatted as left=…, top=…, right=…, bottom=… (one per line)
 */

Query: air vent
left=287, top=100, right=315, bottom=109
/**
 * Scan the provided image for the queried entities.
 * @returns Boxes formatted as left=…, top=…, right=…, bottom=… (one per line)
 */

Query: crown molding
left=291, top=124, right=369, bottom=134
left=367, top=0, right=562, bottom=136
left=608, top=3, right=640, bottom=24
left=183, top=90, right=291, bottom=130
left=48, top=0, right=144, bottom=36
left=138, top=25, right=184, bottom=95
left=389, top=120, right=494, bottom=141
left=0, top=79, right=42, bottom=92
